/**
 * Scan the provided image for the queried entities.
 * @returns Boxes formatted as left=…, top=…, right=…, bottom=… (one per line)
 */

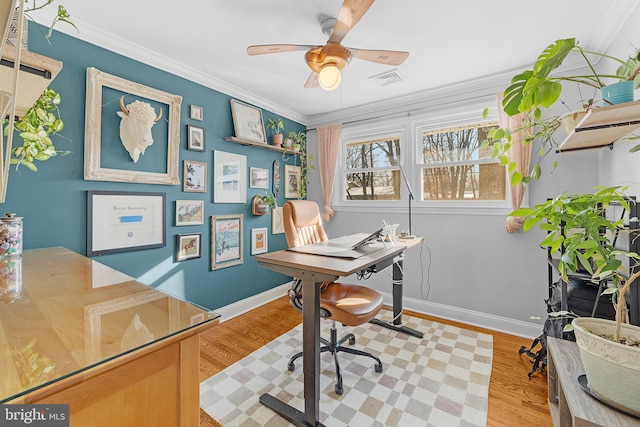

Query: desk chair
left=283, top=200, right=383, bottom=395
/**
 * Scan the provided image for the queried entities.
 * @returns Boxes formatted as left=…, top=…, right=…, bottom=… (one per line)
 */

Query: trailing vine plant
left=5, top=88, right=70, bottom=172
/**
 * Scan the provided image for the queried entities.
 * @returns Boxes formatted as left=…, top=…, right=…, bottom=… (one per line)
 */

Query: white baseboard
left=393, top=294, right=544, bottom=339
left=214, top=282, right=291, bottom=323
left=214, top=283, right=543, bottom=339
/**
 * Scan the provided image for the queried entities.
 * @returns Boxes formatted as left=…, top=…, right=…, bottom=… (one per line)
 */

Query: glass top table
left=0, top=247, right=219, bottom=404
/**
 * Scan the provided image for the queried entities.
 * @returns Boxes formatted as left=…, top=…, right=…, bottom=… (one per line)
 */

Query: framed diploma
left=87, top=190, right=166, bottom=256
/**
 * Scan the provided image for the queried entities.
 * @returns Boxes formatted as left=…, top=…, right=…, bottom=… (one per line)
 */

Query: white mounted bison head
left=117, top=96, right=163, bottom=163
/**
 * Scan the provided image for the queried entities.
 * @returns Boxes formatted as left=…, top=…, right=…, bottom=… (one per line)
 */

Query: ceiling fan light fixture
left=318, top=64, right=341, bottom=91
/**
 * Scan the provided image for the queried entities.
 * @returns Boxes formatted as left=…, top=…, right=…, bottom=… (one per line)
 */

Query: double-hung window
left=418, top=122, right=505, bottom=201
left=344, top=134, right=402, bottom=201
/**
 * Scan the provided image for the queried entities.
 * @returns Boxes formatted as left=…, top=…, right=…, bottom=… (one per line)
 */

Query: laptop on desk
left=287, top=229, right=386, bottom=259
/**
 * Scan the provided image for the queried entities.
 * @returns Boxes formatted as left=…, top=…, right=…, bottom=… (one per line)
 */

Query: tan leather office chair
left=283, top=200, right=383, bottom=395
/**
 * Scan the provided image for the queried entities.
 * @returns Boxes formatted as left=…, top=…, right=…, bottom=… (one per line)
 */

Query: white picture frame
left=84, top=67, right=182, bottom=185
left=175, top=200, right=204, bottom=226
left=249, top=167, right=269, bottom=189
left=251, top=228, right=268, bottom=255
left=183, top=160, right=207, bottom=192
left=190, top=105, right=203, bottom=121
left=272, top=206, right=284, bottom=234
left=214, top=150, right=246, bottom=203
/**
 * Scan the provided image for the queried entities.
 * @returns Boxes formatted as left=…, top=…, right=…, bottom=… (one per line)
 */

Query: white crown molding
left=305, top=68, right=515, bottom=129
left=27, top=12, right=308, bottom=125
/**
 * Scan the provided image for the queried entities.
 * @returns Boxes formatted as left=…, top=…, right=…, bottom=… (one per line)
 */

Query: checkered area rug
left=200, top=311, right=493, bottom=426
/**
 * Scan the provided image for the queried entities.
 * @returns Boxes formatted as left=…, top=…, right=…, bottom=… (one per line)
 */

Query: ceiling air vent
left=369, top=69, right=403, bottom=86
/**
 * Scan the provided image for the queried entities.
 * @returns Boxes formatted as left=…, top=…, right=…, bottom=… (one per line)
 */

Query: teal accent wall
left=3, top=27, right=305, bottom=310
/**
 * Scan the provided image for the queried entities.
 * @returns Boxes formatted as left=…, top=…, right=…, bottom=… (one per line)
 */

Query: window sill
left=332, top=202, right=512, bottom=216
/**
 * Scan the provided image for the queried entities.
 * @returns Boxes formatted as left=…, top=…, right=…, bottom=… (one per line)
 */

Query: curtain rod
left=306, top=93, right=497, bottom=132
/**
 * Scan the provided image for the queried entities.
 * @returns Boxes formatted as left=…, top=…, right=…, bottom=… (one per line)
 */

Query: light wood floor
left=199, top=296, right=552, bottom=426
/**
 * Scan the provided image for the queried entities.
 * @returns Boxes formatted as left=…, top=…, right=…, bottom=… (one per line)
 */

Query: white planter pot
left=572, top=317, right=640, bottom=416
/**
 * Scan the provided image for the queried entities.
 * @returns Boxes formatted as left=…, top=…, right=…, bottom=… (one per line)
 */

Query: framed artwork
left=84, top=67, right=182, bottom=185
left=176, top=233, right=201, bottom=261
left=251, top=228, right=268, bottom=255
left=190, top=105, right=203, bottom=121
left=272, top=206, right=284, bottom=234
left=87, top=190, right=166, bottom=256
left=284, top=165, right=301, bottom=199
left=230, top=99, right=266, bottom=143
left=211, top=214, right=243, bottom=270
left=187, top=125, right=205, bottom=151
left=249, top=167, right=269, bottom=189
left=214, top=150, right=246, bottom=203
left=183, top=160, right=207, bottom=192
left=273, top=160, right=280, bottom=196
left=176, top=200, right=204, bottom=226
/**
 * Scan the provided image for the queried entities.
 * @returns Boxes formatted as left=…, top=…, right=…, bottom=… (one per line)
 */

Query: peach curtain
left=497, top=93, right=532, bottom=234
left=317, top=124, right=342, bottom=222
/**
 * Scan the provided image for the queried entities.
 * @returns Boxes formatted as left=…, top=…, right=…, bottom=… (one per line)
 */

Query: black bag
left=518, top=280, right=575, bottom=378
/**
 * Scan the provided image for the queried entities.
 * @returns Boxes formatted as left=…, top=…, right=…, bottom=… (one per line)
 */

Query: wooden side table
left=547, top=337, right=640, bottom=426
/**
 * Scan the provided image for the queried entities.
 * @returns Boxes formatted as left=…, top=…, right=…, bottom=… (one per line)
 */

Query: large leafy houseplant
left=513, top=186, right=640, bottom=342
left=502, top=38, right=640, bottom=116
left=513, top=186, right=640, bottom=415
left=483, top=38, right=640, bottom=186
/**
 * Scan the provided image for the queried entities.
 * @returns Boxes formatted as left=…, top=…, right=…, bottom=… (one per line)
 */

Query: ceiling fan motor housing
left=305, top=43, right=351, bottom=73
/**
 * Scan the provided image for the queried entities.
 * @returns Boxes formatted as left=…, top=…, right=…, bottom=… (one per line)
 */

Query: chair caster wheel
left=335, top=385, right=343, bottom=395
left=287, top=362, right=295, bottom=372
left=348, top=336, right=356, bottom=345
left=375, top=364, right=383, bottom=373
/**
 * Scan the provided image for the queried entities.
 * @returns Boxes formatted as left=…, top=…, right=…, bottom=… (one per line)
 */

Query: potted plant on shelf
left=502, top=38, right=640, bottom=116
left=483, top=38, right=640, bottom=186
left=253, top=191, right=277, bottom=214
left=512, top=186, right=640, bottom=416
left=266, top=118, right=284, bottom=147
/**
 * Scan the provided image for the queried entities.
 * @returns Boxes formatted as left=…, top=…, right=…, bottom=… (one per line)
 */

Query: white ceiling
left=28, top=0, right=640, bottom=125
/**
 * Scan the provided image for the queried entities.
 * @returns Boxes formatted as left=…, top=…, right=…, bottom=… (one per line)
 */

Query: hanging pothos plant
left=4, top=88, right=70, bottom=172
left=2, top=1, right=76, bottom=172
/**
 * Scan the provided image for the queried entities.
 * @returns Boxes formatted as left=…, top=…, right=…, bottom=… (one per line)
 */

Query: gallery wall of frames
left=3, top=27, right=307, bottom=311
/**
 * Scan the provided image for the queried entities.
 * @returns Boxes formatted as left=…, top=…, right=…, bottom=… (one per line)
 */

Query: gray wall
left=305, top=24, right=640, bottom=336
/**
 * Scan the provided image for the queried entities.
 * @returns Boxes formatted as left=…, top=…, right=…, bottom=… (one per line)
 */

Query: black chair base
left=287, top=321, right=383, bottom=395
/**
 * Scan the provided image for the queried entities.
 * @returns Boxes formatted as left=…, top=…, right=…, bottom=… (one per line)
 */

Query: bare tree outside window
left=345, top=136, right=401, bottom=200
left=420, top=123, right=505, bottom=201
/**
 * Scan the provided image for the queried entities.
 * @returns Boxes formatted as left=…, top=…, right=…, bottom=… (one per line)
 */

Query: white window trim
left=333, top=100, right=522, bottom=215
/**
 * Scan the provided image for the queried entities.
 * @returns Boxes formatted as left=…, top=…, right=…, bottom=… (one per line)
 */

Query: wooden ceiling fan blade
left=350, top=48, right=409, bottom=66
left=328, top=0, right=375, bottom=44
left=304, top=72, right=319, bottom=88
left=247, top=44, right=318, bottom=56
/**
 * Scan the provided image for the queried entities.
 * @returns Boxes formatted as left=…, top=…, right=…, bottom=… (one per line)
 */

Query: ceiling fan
left=246, top=0, right=409, bottom=91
